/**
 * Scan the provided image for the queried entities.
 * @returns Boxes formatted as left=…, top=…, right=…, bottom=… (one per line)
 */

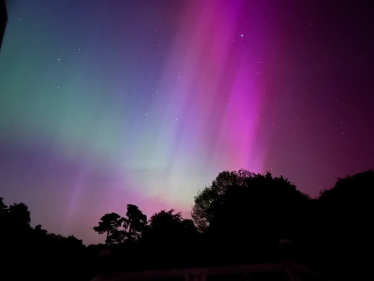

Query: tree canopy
left=93, top=213, right=122, bottom=245
left=1, top=169, right=373, bottom=281
left=124, top=204, right=147, bottom=241
left=93, top=204, right=148, bottom=245
left=143, top=209, right=197, bottom=245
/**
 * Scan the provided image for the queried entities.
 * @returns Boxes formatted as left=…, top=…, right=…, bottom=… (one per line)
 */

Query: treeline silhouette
left=1, top=169, right=373, bottom=281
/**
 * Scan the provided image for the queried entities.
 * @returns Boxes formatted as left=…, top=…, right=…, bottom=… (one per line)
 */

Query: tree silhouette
left=139, top=209, right=199, bottom=270
left=93, top=205, right=147, bottom=244
left=144, top=209, right=197, bottom=245
left=93, top=213, right=122, bottom=245
left=0, top=197, right=8, bottom=226
left=147, top=209, right=182, bottom=245
left=123, top=204, right=147, bottom=241
left=1, top=169, right=373, bottom=281
left=7, top=202, right=31, bottom=231
left=317, top=170, right=374, bottom=280
left=34, top=224, right=48, bottom=235
left=0, top=197, right=7, bottom=212
left=192, top=169, right=254, bottom=232
left=319, top=170, right=374, bottom=233
left=192, top=170, right=314, bottom=263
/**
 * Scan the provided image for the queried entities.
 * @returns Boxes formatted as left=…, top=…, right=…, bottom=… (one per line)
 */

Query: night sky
left=0, top=0, right=373, bottom=245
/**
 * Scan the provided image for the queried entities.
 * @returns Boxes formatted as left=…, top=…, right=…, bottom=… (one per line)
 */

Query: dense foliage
left=1, top=169, right=373, bottom=281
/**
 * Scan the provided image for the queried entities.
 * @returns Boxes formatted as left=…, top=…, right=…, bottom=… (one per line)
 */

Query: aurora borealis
left=1, top=0, right=373, bottom=245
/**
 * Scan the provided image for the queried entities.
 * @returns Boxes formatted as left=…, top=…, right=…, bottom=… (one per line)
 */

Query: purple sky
left=0, top=0, right=373, bottom=245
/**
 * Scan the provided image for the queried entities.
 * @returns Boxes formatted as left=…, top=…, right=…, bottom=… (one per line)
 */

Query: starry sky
left=0, top=0, right=373, bottom=245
